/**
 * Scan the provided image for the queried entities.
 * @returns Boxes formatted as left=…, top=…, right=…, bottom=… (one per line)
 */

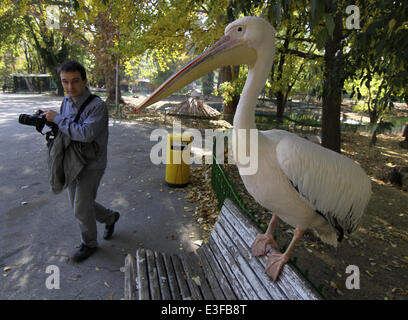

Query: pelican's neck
left=233, top=48, right=274, bottom=131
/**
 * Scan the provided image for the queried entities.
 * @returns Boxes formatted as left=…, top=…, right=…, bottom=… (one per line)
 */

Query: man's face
left=60, top=71, right=87, bottom=100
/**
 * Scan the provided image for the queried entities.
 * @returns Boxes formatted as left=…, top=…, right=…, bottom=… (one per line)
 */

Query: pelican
left=136, top=16, right=372, bottom=281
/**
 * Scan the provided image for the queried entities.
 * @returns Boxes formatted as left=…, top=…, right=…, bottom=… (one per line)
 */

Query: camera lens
left=18, top=113, right=44, bottom=127
left=18, top=114, right=31, bottom=125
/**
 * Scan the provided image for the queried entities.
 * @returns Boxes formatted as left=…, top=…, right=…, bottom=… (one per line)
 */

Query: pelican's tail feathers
left=310, top=214, right=338, bottom=248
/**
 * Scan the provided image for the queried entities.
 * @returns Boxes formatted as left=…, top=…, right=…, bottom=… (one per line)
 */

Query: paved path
left=0, top=93, right=205, bottom=299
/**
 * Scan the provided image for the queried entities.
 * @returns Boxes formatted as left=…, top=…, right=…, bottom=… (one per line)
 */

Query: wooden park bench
left=124, top=198, right=322, bottom=300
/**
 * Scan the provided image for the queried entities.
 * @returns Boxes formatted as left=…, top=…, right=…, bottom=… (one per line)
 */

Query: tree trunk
left=276, top=91, right=285, bottom=121
left=104, top=60, right=117, bottom=104
left=273, top=27, right=293, bottom=122
left=93, top=10, right=122, bottom=105
left=100, top=53, right=123, bottom=105
left=369, top=110, right=379, bottom=124
left=52, top=69, right=64, bottom=96
left=321, top=9, right=344, bottom=153
left=23, top=16, right=68, bottom=96
left=224, top=95, right=240, bottom=115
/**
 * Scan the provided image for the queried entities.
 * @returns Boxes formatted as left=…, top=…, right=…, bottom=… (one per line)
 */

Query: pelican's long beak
left=135, top=35, right=257, bottom=112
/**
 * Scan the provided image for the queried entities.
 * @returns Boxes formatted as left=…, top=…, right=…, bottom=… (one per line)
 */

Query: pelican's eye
left=238, top=27, right=243, bottom=32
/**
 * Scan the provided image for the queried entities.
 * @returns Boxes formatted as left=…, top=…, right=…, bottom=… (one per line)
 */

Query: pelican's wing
left=274, top=133, right=371, bottom=234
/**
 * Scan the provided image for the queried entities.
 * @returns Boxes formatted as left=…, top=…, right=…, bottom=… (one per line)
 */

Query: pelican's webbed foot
left=251, top=234, right=279, bottom=257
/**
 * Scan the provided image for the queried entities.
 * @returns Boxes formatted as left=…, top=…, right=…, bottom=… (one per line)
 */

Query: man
left=42, top=61, right=120, bottom=262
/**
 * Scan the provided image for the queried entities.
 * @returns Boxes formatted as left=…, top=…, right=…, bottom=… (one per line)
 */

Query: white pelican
left=136, top=16, right=372, bottom=281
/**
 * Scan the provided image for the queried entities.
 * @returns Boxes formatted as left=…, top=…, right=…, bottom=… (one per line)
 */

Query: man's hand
left=43, top=110, right=58, bottom=122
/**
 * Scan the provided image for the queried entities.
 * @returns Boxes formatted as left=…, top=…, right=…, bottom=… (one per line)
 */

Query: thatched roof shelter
left=166, top=97, right=221, bottom=119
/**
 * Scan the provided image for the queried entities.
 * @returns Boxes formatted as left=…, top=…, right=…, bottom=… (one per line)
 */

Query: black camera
left=18, top=112, right=59, bottom=139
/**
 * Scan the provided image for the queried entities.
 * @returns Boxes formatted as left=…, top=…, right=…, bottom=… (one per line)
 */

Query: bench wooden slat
left=162, top=253, right=181, bottom=300
left=154, top=251, right=172, bottom=300
left=211, top=227, right=261, bottom=299
left=197, top=246, right=237, bottom=300
left=146, top=249, right=161, bottom=300
left=195, top=247, right=228, bottom=300
left=185, top=252, right=215, bottom=300
left=218, top=211, right=291, bottom=299
left=124, top=254, right=136, bottom=300
left=208, top=237, right=248, bottom=299
left=215, top=216, right=274, bottom=300
left=189, top=251, right=217, bottom=300
left=179, top=252, right=203, bottom=300
left=222, top=199, right=322, bottom=300
left=222, top=200, right=317, bottom=300
left=136, top=248, right=150, bottom=300
left=218, top=214, right=288, bottom=300
left=216, top=220, right=272, bottom=300
left=170, top=254, right=191, bottom=300
left=222, top=201, right=317, bottom=300
left=221, top=206, right=302, bottom=299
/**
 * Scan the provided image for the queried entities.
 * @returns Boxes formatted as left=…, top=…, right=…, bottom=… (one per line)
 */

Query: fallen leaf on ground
left=193, top=240, right=203, bottom=247
left=3, top=265, right=22, bottom=272
left=192, top=276, right=201, bottom=286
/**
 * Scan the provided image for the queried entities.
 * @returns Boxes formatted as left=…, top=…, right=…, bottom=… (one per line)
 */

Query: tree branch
left=279, top=48, right=323, bottom=60
left=276, top=36, right=314, bottom=43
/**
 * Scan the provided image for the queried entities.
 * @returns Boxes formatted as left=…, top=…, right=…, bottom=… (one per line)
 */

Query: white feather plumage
left=273, top=130, right=371, bottom=235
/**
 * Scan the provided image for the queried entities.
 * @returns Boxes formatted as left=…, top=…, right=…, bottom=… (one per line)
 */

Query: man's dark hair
left=59, top=61, right=87, bottom=80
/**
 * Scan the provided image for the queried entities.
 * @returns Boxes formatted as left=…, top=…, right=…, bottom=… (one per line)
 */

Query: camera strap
left=74, top=94, right=98, bottom=123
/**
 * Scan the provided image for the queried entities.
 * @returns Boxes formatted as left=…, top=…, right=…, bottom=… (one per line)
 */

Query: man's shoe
left=103, top=212, right=120, bottom=240
left=71, top=244, right=97, bottom=262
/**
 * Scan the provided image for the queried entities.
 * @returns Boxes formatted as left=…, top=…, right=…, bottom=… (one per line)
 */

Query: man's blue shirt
left=52, top=88, right=108, bottom=170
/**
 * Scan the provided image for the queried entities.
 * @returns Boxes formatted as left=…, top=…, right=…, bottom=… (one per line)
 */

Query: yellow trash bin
left=165, top=132, right=193, bottom=187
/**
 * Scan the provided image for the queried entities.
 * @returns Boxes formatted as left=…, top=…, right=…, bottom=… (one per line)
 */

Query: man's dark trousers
left=67, top=168, right=116, bottom=248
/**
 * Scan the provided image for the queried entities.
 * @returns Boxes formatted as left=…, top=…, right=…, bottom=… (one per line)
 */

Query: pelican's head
left=224, top=16, right=276, bottom=56
left=135, top=16, right=275, bottom=112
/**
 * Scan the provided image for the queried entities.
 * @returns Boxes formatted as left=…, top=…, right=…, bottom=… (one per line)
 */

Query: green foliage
left=0, top=1, right=88, bottom=93
left=0, top=3, right=28, bottom=80
left=0, top=5, right=24, bottom=48
left=124, top=51, right=191, bottom=90
left=215, top=67, right=247, bottom=107
left=346, top=71, right=396, bottom=123
left=224, top=0, right=326, bottom=103
left=346, top=0, right=408, bottom=123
